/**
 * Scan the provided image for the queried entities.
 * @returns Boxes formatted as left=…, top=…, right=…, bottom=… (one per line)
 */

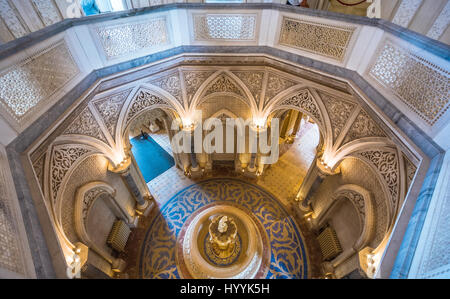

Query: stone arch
left=42, top=142, right=103, bottom=258
left=74, top=181, right=127, bottom=264
left=316, top=184, right=375, bottom=251
left=190, top=70, right=258, bottom=116
left=265, top=88, right=331, bottom=154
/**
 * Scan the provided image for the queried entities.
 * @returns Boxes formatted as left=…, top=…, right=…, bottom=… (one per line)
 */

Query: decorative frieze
left=0, top=41, right=79, bottom=125
left=193, top=14, right=257, bottom=41
left=369, top=40, right=450, bottom=126
left=279, top=17, right=355, bottom=61
left=95, top=17, right=169, bottom=59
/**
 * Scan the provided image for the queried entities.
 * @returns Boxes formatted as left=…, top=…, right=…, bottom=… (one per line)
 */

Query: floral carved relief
left=63, top=107, right=108, bottom=144
left=343, top=110, right=385, bottom=144
left=232, top=71, right=265, bottom=106
left=358, top=150, right=400, bottom=210
left=126, top=91, right=168, bottom=124
left=93, top=89, right=133, bottom=138
left=50, top=145, right=92, bottom=207
left=264, top=73, right=297, bottom=107
left=203, top=75, right=244, bottom=98
left=320, top=93, right=357, bottom=141
left=149, top=72, right=184, bottom=107
left=278, top=90, right=322, bottom=124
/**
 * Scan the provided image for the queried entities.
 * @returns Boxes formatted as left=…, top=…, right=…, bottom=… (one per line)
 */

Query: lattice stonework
left=369, top=41, right=450, bottom=125
left=193, top=14, right=257, bottom=41
left=0, top=42, right=79, bottom=123
left=95, top=17, right=169, bottom=59
left=279, top=17, right=355, bottom=61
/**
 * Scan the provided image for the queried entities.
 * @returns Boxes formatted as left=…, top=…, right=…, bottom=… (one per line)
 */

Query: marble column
left=295, top=155, right=340, bottom=211
left=289, top=111, right=303, bottom=139
left=108, top=155, right=151, bottom=213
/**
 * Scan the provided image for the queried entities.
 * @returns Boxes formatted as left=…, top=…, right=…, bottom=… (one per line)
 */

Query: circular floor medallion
left=139, top=178, right=309, bottom=279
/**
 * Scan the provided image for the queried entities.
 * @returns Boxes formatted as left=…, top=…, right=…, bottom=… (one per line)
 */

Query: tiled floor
left=121, top=123, right=323, bottom=278
left=147, top=123, right=320, bottom=209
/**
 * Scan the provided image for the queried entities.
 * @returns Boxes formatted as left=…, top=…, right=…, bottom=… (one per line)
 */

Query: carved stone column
left=162, top=116, right=181, bottom=169
left=108, top=155, right=152, bottom=214
left=295, top=156, right=340, bottom=211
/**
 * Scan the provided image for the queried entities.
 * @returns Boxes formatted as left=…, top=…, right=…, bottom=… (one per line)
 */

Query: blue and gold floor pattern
left=139, top=178, right=309, bottom=279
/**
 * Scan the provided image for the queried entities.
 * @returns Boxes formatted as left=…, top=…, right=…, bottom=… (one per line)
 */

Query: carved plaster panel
left=50, top=144, right=92, bottom=207
left=0, top=41, right=80, bottom=128
left=343, top=110, right=385, bottom=145
left=149, top=72, right=184, bottom=107
left=193, top=14, right=257, bottom=41
left=232, top=71, right=265, bottom=106
left=320, top=93, right=357, bottom=141
left=126, top=90, right=169, bottom=124
left=63, top=107, right=108, bottom=144
left=264, top=72, right=298, bottom=107
left=94, top=17, right=169, bottom=59
left=279, top=17, right=355, bottom=61
left=0, top=153, right=26, bottom=275
left=203, top=74, right=245, bottom=98
left=358, top=150, right=400, bottom=211
left=369, top=40, right=450, bottom=126
left=92, top=89, right=133, bottom=138
left=426, top=1, right=450, bottom=40
left=182, top=70, right=215, bottom=106
left=278, top=89, right=322, bottom=124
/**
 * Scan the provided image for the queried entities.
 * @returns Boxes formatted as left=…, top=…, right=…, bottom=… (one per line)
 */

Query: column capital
left=316, top=157, right=340, bottom=177
left=108, top=156, right=132, bottom=175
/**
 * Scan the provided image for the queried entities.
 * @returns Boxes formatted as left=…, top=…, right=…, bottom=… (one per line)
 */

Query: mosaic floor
left=138, top=178, right=309, bottom=279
